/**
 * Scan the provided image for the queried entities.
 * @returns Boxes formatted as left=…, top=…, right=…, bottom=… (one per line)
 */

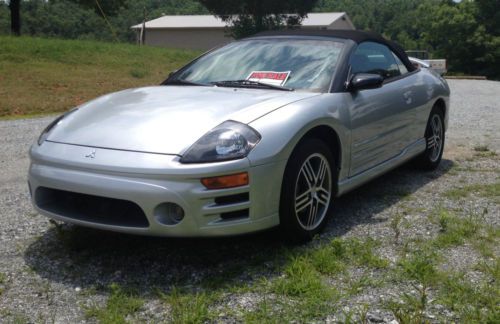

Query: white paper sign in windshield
left=247, top=71, right=291, bottom=86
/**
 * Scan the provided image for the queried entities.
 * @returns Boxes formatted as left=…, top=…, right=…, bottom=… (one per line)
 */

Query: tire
left=279, top=138, right=336, bottom=243
left=415, top=107, right=445, bottom=170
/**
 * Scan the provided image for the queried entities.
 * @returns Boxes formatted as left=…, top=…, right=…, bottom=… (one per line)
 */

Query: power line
left=94, top=0, right=119, bottom=42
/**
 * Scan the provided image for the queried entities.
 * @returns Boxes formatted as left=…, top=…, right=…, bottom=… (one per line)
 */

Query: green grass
left=474, top=145, right=490, bottom=152
left=437, top=272, right=499, bottom=323
left=85, top=283, right=144, bottom=324
left=473, top=145, right=498, bottom=158
left=0, top=272, right=5, bottom=296
left=158, top=287, right=218, bottom=323
left=385, top=205, right=500, bottom=323
left=0, top=36, right=199, bottom=117
left=444, top=182, right=500, bottom=202
left=429, top=208, right=483, bottom=248
left=241, top=238, right=388, bottom=321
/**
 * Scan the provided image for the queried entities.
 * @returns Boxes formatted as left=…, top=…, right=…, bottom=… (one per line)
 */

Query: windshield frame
left=162, top=36, right=349, bottom=93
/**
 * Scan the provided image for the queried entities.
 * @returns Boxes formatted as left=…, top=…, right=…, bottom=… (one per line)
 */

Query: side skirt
left=336, top=138, right=426, bottom=196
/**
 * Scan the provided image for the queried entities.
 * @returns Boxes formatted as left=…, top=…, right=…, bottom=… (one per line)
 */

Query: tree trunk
left=9, top=0, right=21, bottom=36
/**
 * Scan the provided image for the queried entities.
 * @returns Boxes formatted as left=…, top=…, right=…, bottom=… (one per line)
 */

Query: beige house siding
left=144, top=28, right=232, bottom=50
left=135, top=13, right=355, bottom=50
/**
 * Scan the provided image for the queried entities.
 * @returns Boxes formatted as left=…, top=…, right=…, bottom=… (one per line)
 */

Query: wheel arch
left=293, top=125, right=342, bottom=175
left=432, top=97, right=449, bottom=131
left=434, top=98, right=446, bottom=117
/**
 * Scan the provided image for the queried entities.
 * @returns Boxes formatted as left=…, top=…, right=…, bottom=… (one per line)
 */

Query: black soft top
left=252, top=29, right=416, bottom=72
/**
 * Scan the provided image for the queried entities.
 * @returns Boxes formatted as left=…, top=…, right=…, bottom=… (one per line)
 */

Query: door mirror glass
left=349, top=73, right=384, bottom=91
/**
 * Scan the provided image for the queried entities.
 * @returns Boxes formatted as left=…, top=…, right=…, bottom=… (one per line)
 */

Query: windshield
left=174, top=38, right=344, bottom=92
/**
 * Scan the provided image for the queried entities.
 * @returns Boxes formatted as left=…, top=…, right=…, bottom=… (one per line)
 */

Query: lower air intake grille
left=35, top=187, right=149, bottom=228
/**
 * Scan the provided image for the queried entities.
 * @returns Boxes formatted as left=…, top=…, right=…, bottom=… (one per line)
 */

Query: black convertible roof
left=252, top=29, right=416, bottom=71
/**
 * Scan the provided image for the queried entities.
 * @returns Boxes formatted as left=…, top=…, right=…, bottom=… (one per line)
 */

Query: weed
left=386, top=298, right=430, bottom=324
left=158, top=287, right=217, bottom=323
left=475, top=258, right=500, bottom=281
left=0, top=272, right=5, bottom=296
left=273, top=256, right=326, bottom=297
left=396, top=248, right=441, bottom=318
left=475, top=150, right=498, bottom=158
left=444, top=187, right=469, bottom=200
left=437, top=272, right=499, bottom=323
left=341, top=238, right=388, bottom=269
left=473, top=145, right=490, bottom=152
left=308, top=244, right=346, bottom=275
left=85, top=283, right=143, bottom=324
left=243, top=295, right=284, bottom=323
left=479, top=183, right=500, bottom=202
left=429, top=208, right=483, bottom=248
left=268, top=254, right=340, bottom=321
left=129, top=68, right=148, bottom=78
left=391, top=213, right=404, bottom=244
left=444, top=182, right=500, bottom=202
left=0, top=309, right=30, bottom=324
left=346, top=274, right=384, bottom=296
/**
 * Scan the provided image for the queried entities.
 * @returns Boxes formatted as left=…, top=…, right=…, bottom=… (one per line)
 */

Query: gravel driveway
left=0, top=79, right=498, bottom=323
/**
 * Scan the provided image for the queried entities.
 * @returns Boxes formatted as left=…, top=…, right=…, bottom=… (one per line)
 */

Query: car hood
left=47, top=86, right=318, bottom=155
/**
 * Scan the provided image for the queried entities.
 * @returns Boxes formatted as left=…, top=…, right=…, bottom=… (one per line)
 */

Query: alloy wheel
left=294, top=153, right=332, bottom=230
left=427, top=114, right=443, bottom=162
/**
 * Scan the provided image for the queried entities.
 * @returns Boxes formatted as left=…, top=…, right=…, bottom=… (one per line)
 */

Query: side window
left=349, top=42, right=400, bottom=79
left=392, top=52, right=408, bottom=75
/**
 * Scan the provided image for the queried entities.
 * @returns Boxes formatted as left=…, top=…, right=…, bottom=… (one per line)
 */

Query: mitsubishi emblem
left=85, top=149, right=96, bottom=159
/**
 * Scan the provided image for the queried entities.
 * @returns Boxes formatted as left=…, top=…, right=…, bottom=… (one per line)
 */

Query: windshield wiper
left=211, top=80, right=293, bottom=91
left=163, top=79, right=209, bottom=86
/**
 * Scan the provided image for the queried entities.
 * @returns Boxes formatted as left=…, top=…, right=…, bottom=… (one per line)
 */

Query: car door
left=347, top=41, right=416, bottom=176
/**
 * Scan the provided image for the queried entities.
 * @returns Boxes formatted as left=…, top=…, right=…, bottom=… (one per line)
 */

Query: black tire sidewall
left=279, top=138, right=336, bottom=242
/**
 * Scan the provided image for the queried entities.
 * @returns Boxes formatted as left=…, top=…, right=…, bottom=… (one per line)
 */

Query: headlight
left=37, top=108, right=78, bottom=145
left=180, top=120, right=261, bottom=163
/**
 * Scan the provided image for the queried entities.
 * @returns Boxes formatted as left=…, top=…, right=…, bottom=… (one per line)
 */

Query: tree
left=8, top=0, right=21, bottom=35
left=423, top=0, right=499, bottom=79
left=71, top=0, right=126, bottom=16
left=198, top=0, right=319, bottom=38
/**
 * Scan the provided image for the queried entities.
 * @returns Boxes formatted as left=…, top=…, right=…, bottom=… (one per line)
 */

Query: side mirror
left=348, top=73, right=384, bottom=91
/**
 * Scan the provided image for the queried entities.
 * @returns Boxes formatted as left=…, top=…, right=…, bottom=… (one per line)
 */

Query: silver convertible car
left=29, top=30, right=450, bottom=242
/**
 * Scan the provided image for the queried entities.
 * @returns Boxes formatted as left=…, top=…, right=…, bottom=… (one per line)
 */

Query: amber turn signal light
left=201, top=172, right=249, bottom=190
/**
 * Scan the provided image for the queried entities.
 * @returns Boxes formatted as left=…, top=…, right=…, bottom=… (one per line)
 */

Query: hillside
left=0, top=36, right=199, bottom=117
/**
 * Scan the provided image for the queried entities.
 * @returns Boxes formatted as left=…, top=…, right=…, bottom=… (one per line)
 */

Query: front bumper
left=28, top=142, right=286, bottom=237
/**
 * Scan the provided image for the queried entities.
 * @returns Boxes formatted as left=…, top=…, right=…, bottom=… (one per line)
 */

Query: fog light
left=154, top=202, right=184, bottom=225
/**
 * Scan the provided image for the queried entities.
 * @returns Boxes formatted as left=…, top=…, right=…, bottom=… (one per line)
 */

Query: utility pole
left=140, top=7, right=147, bottom=45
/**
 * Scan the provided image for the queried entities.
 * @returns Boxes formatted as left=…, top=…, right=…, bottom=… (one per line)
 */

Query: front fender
left=247, top=93, right=351, bottom=179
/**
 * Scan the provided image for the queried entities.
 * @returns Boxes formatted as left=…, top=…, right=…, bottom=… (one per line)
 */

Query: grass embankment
left=0, top=36, right=199, bottom=118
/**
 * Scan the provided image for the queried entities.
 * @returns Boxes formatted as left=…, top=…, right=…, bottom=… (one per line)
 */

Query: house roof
left=131, top=12, right=353, bottom=29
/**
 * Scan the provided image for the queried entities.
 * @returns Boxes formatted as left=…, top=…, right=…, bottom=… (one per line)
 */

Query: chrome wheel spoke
left=295, top=190, right=312, bottom=213
left=301, top=160, right=316, bottom=188
left=427, top=136, right=436, bottom=148
left=306, top=199, right=318, bottom=228
left=316, top=159, right=328, bottom=187
left=317, top=191, right=330, bottom=206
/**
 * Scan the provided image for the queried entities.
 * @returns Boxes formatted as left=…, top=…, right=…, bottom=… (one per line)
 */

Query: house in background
left=131, top=12, right=355, bottom=50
